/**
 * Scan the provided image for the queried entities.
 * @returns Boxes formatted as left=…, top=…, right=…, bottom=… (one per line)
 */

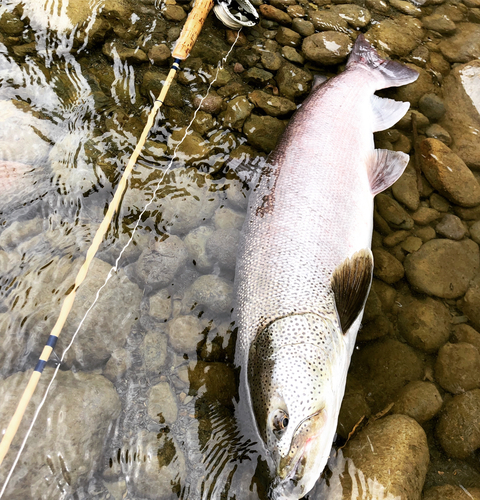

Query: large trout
left=233, top=35, right=418, bottom=499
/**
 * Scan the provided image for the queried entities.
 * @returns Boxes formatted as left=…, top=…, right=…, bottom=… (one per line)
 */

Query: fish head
left=248, top=313, right=348, bottom=499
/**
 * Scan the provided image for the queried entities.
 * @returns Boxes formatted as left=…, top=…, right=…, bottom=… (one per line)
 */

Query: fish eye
left=272, top=409, right=289, bottom=434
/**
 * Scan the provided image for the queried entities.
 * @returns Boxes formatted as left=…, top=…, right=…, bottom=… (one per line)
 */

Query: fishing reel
left=213, top=0, right=259, bottom=28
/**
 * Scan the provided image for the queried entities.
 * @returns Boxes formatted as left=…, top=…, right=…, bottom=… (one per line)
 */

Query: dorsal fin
left=331, top=249, right=373, bottom=334
left=371, top=95, right=410, bottom=132
left=367, top=149, right=410, bottom=196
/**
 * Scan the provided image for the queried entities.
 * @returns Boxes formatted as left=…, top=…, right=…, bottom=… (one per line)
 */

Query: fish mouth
left=276, top=408, right=327, bottom=485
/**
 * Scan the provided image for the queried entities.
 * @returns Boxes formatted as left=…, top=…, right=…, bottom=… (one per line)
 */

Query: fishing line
left=0, top=30, right=241, bottom=497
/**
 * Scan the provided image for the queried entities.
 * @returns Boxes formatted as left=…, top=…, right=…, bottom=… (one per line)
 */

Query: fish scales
left=232, top=35, right=419, bottom=499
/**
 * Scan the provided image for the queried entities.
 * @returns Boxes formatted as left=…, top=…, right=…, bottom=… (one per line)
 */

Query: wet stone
left=243, top=114, right=286, bottom=153
left=282, top=46, right=304, bottom=64
left=394, top=65, right=435, bottom=109
left=412, top=206, right=441, bottom=225
left=194, top=92, right=224, bottom=115
left=259, top=4, right=292, bottom=25
left=366, top=0, right=389, bottom=13
left=205, top=227, right=240, bottom=271
left=404, top=238, right=479, bottom=299
left=372, top=247, right=405, bottom=284
left=147, top=381, right=178, bottom=424
left=135, top=235, right=189, bottom=289
left=331, top=5, right=371, bottom=28
left=275, top=26, right=302, bottom=47
left=401, top=235, right=422, bottom=253
left=182, top=274, right=234, bottom=315
left=397, top=109, right=430, bottom=131
left=452, top=324, right=480, bottom=353
left=435, top=214, right=467, bottom=240
left=396, top=295, right=451, bottom=352
left=143, top=330, right=168, bottom=377
left=275, top=61, right=312, bottom=100
left=470, top=220, right=480, bottom=245
left=248, top=90, right=296, bottom=117
left=243, top=67, right=274, bottom=85
left=419, top=93, right=446, bottom=121
left=168, top=315, right=207, bottom=355
left=351, top=339, right=424, bottom=413
left=191, top=111, right=216, bottom=136
left=425, top=124, right=452, bottom=146
left=291, top=18, right=315, bottom=36
left=104, top=348, right=131, bottom=383
left=308, top=10, right=350, bottom=32
left=461, top=277, right=480, bottom=331
left=261, top=50, right=283, bottom=71
left=149, top=288, right=172, bottom=322
left=439, top=23, right=480, bottom=63
left=148, top=44, right=171, bottom=65
left=337, top=378, right=371, bottom=439
left=422, top=13, right=457, bottom=34
left=341, top=415, right=429, bottom=500
left=436, top=389, right=480, bottom=459
left=424, top=485, right=480, bottom=500
left=413, top=225, right=436, bottom=243
left=391, top=165, right=420, bottom=211
left=0, top=11, right=24, bottom=36
left=383, top=230, right=409, bottom=247
left=126, top=430, right=186, bottom=500
left=439, top=60, right=480, bottom=170
left=102, top=41, right=148, bottom=64
left=302, top=32, right=352, bottom=65
left=0, top=368, right=121, bottom=498
left=435, top=342, right=480, bottom=394
left=365, top=15, right=424, bottom=57
left=429, top=193, right=450, bottom=212
left=184, top=226, right=214, bottom=272
left=188, top=360, right=237, bottom=406
left=393, top=381, right=443, bottom=424
left=389, top=0, right=422, bottom=17
left=375, top=193, right=414, bottom=230
left=223, top=96, right=254, bottom=130
left=214, top=207, right=245, bottom=231
left=162, top=4, right=186, bottom=21
left=420, top=139, right=480, bottom=207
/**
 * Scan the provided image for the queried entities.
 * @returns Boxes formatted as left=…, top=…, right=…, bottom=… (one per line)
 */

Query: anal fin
left=331, top=249, right=373, bottom=334
left=371, top=95, right=410, bottom=132
left=367, top=149, right=410, bottom=196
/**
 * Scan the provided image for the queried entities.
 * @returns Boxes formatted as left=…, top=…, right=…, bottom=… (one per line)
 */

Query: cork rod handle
left=172, top=0, right=215, bottom=60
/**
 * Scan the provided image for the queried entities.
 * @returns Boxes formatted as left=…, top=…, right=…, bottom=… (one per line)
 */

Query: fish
left=233, top=34, right=418, bottom=499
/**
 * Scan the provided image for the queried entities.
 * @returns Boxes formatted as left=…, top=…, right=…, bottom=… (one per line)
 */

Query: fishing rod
left=0, top=0, right=258, bottom=471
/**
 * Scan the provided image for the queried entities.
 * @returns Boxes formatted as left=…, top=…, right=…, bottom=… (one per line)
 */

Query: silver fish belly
left=233, top=35, right=418, bottom=499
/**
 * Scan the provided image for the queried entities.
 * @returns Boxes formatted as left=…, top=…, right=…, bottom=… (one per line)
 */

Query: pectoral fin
left=367, top=149, right=410, bottom=196
left=331, top=249, right=373, bottom=334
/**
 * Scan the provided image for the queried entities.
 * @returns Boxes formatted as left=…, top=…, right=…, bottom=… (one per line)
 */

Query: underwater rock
left=351, top=338, right=424, bottom=413
left=396, top=295, right=451, bottom=353
left=213, top=207, right=245, bottom=231
left=275, top=61, right=313, bottom=100
left=0, top=368, right=120, bottom=499
left=103, top=347, right=131, bottom=382
left=393, top=381, right=443, bottom=424
left=420, top=139, right=480, bottom=207
left=435, top=214, right=467, bottom=240
left=205, top=227, right=240, bottom=271
left=375, top=193, right=414, bottom=230
left=423, top=485, right=480, bottom=500
left=439, top=23, right=480, bottom=63
left=372, top=247, right=405, bottom=284
left=461, top=276, right=480, bottom=331
left=187, top=360, right=237, bottom=406
left=167, top=315, right=207, bottom=355
left=275, top=26, right=302, bottom=47
left=404, top=239, right=479, bottom=299
left=341, top=415, right=429, bottom=500
left=389, top=0, right=422, bottom=17
left=425, top=124, right=452, bottom=145
left=337, top=377, right=371, bottom=440
left=147, top=381, right=178, bottom=425
left=102, top=41, right=148, bottom=63
left=418, top=93, right=446, bottom=121
left=435, top=342, right=480, bottom=394
left=391, top=165, right=420, bottom=211
left=436, top=389, right=480, bottom=459
left=248, top=90, right=297, bottom=117
left=452, top=324, right=480, bottom=353
left=393, top=64, right=435, bottom=108
left=259, top=4, right=292, bottom=25
left=60, top=257, right=143, bottom=370
left=308, top=10, right=350, bottom=32
left=411, top=206, right=441, bottom=226
left=135, top=235, right=189, bottom=289
left=243, top=114, right=286, bottom=153
left=125, top=430, right=185, bottom=500
left=439, top=60, right=480, bottom=169
left=184, top=225, right=215, bottom=272
left=365, top=15, right=424, bottom=57
left=143, top=329, right=168, bottom=377
left=148, top=43, right=171, bottom=65
left=291, top=18, right=315, bottom=36
left=302, top=32, right=352, bottom=65
left=182, top=274, right=234, bottom=315
left=223, top=96, right=254, bottom=130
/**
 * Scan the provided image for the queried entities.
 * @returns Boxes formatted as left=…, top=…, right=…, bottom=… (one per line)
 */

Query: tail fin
left=347, top=34, right=418, bottom=88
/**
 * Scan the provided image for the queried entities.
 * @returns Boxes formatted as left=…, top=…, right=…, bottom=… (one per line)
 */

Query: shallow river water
left=0, top=0, right=480, bottom=499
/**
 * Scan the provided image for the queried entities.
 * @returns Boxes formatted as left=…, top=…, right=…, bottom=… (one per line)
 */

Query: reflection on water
left=0, top=0, right=480, bottom=498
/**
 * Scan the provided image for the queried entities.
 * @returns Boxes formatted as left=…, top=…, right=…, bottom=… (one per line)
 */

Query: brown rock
left=393, top=381, right=443, bottom=424
left=162, top=4, right=186, bottom=22
left=259, top=4, right=292, bottom=25
left=275, top=26, right=302, bottom=47
left=276, top=61, right=313, bottom=100
left=452, top=324, right=480, bottom=353
left=439, top=23, right=480, bottom=63
left=302, top=32, right=352, bottom=65
left=375, top=193, right=414, bottom=229
left=372, top=247, right=405, bottom=284
left=435, top=342, right=480, bottom=394
left=424, top=485, right=480, bottom=500
left=248, top=90, right=296, bottom=117
left=404, top=238, right=479, bottom=299
left=420, top=138, right=480, bottom=207
left=397, top=295, right=451, bottom=352
left=436, top=389, right=480, bottom=459
left=148, top=44, right=171, bottom=65
left=393, top=64, right=435, bottom=108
